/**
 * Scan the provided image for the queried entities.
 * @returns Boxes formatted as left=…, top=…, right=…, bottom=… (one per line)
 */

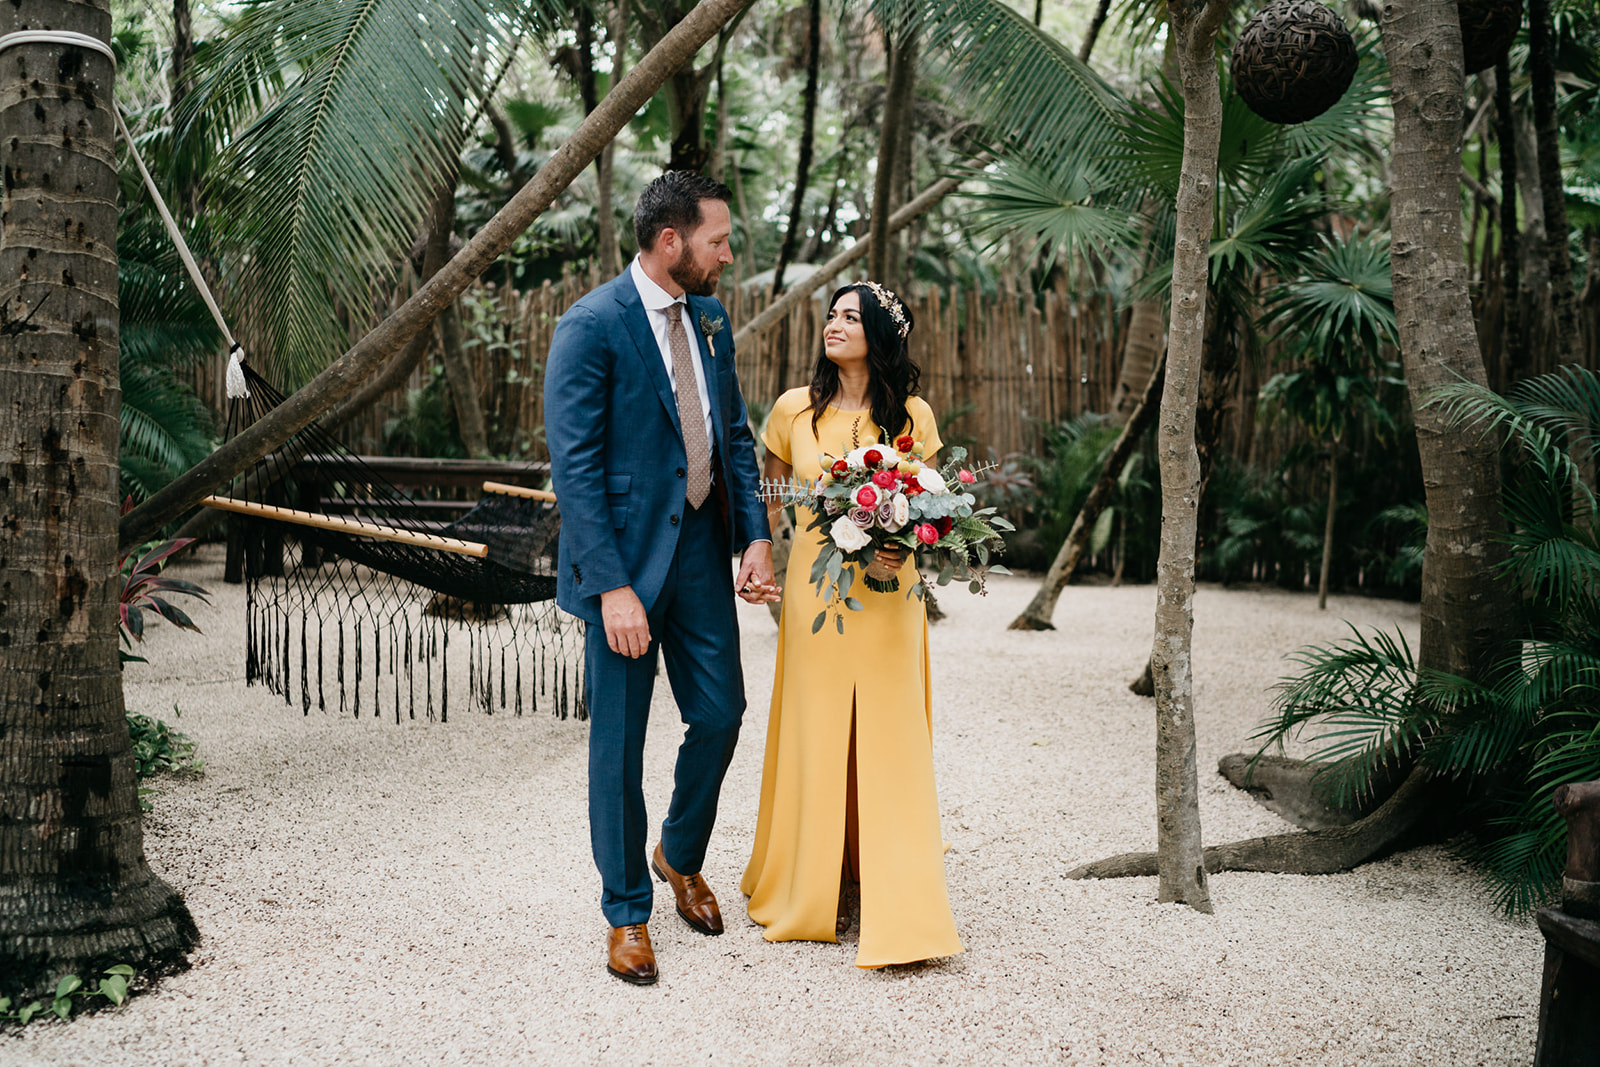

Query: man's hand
left=735, top=541, right=782, bottom=604
left=600, top=586, right=651, bottom=658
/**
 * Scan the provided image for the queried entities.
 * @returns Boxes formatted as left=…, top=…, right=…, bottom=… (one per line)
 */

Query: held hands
left=600, top=586, right=651, bottom=658
left=736, top=541, right=782, bottom=604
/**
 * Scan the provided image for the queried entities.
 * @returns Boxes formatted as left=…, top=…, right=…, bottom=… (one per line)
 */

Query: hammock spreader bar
left=200, top=496, right=491, bottom=557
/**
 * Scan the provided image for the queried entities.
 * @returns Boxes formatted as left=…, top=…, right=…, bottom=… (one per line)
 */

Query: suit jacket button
left=670, top=514, right=680, bottom=526
left=676, top=467, right=685, bottom=478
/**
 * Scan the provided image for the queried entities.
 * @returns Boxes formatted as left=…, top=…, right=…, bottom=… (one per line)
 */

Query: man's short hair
left=634, top=171, right=733, bottom=252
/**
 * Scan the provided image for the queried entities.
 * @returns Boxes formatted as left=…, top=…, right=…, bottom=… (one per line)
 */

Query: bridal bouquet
left=761, top=434, right=1013, bottom=634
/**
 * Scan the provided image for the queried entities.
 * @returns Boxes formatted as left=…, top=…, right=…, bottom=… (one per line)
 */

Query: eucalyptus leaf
left=812, top=611, right=827, bottom=634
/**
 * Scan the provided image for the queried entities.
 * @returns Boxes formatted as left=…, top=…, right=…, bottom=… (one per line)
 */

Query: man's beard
left=667, top=245, right=724, bottom=296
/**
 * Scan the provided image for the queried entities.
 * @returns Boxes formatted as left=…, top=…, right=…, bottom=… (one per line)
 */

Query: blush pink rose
left=958, top=469, right=976, bottom=484
left=855, top=485, right=878, bottom=508
left=872, top=470, right=896, bottom=489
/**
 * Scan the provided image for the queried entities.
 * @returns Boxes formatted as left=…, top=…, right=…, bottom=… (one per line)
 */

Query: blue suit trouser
left=585, top=500, right=745, bottom=927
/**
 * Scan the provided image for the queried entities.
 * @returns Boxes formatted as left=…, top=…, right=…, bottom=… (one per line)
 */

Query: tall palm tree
left=1, top=5, right=199, bottom=1000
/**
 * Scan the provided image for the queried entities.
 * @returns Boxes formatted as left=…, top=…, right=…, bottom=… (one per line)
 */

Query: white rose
left=916, top=467, right=948, bottom=493
left=884, top=492, right=909, bottom=532
left=830, top=515, right=873, bottom=552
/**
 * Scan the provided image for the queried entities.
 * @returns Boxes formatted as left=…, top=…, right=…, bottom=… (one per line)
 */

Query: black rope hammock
left=211, top=363, right=586, bottom=722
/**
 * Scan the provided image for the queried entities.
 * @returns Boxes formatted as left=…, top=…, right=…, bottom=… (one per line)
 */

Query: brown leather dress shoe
left=606, top=923, right=658, bottom=985
left=651, top=842, right=724, bottom=936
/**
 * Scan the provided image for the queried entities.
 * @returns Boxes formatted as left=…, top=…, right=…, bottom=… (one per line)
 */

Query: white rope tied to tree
left=0, top=29, right=250, bottom=398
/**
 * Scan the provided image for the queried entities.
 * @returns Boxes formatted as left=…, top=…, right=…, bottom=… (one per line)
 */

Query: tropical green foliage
left=1254, top=366, right=1600, bottom=913
left=178, top=0, right=562, bottom=386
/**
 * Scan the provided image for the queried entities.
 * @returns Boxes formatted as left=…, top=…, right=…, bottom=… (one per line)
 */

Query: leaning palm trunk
left=1317, top=439, right=1339, bottom=610
left=119, top=0, right=759, bottom=551
left=1147, top=0, right=1227, bottom=914
left=1, top=4, right=199, bottom=999
left=1109, top=294, right=1166, bottom=425
left=1009, top=352, right=1165, bottom=630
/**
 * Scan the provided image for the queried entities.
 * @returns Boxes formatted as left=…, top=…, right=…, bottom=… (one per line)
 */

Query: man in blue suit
left=545, top=172, right=778, bottom=985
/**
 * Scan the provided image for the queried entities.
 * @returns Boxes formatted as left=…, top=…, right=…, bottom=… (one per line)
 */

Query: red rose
left=831, top=459, right=849, bottom=476
left=871, top=470, right=896, bottom=488
left=957, top=469, right=976, bottom=484
left=863, top=448, right=884, bottom=468
left=915, top=523, right=939, bottom=545
left=895, top=435, right=915, bottom=452
left=935, top=516, right=954, bottom=536
left=855, top=485, right=879, bottom=508
left=905, top=483, right=923, bottom=496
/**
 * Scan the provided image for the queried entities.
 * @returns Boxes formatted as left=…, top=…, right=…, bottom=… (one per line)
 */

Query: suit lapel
left=613, top=271, right=682, bottom=437
left=687, top=296, right=725, bottom=453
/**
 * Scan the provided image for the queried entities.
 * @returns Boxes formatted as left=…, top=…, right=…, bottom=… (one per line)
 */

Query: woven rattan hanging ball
left=1231, top=0, right=1359, bottom=125
left=1458, top=0, right=1522, bottom=74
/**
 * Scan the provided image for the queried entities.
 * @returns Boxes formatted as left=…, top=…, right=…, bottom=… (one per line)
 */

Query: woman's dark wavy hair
left=808, top=283, right=921, bottom=441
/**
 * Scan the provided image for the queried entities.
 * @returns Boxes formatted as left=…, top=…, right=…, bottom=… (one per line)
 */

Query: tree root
left=1064, top=765, right=1434, bottom=879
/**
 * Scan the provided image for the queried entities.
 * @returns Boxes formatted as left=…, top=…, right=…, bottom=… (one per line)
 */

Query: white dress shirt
left=631, top=257, right=714, bottom=445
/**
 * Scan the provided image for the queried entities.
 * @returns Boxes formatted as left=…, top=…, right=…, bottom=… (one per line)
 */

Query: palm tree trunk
left=419, top=169, right=490, bottom=458
left=1078, top=0, right=1113, bottom=63
left=1383, top=0, right=1514, bottom=681
left=170, top=0, right=193, bottom=107
left=1492, top=60, right=1525, bottom=384
left=1008, top=352, right=1165, bottom=630
left=0, top=4, right=199, bottom=1000
left=1318, top=438, right=1338, bottom=610
left=1147, top=0, right=1227, bottom=915
left=437, top=302, right=489, bottom=457
left=772, top=0, right=822, bottom=298
left=1528, top=0, right=1577, bottom=364
left=1109, top=290, right=1165, bottom=425
left=120, top=0, right=761, bottom=550
left=869, top=30, right=917, bottom=283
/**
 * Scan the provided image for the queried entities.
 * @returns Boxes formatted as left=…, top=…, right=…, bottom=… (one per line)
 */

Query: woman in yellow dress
left=741, top=281, right=963, bottom=969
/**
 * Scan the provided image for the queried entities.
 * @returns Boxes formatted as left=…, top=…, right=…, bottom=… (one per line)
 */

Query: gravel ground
left=13, top=546, right=1540, bottom=1065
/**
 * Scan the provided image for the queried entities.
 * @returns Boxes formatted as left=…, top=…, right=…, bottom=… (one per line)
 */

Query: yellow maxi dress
left=741, top=387, right=964, bottom=968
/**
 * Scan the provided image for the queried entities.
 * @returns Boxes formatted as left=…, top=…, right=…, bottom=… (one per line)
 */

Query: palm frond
left=1252, top=624, right=1430, bottom=808
left=966, top=155, right=1142, bottom=272
left=182, top=0, right=556, bottom=386
left=877, top=0, right=1125, bottom=170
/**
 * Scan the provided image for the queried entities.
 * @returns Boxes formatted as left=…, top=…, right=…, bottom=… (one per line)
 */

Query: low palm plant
left=1257, top=230, right=1402, bottom=608
left=1252, top=365, right=1600, bottom=913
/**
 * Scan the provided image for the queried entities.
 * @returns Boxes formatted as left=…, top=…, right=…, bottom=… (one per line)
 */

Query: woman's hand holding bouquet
left=760, top=435, right=1013, bottom=634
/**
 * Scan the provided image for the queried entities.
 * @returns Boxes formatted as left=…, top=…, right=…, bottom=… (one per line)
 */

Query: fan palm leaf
left=1262, top=230, right=1396, bottom=358
left=965, top=155, right=1142, bottom=272
left=180, top=0, right=558, bottom=386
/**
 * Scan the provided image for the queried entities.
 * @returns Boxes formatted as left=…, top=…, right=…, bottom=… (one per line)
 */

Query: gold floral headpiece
left=856, top=280, right=911, bottom=340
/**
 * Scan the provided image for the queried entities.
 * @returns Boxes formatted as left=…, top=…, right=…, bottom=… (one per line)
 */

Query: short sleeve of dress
left=762, top=388, right=804, bottom=465
left=910, top=397, right=943, bottom=460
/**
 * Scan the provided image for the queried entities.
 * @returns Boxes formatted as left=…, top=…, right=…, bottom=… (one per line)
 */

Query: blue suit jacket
left=544, top=270, right=770, bottom=625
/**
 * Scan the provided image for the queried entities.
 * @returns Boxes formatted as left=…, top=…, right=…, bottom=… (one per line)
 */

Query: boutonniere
left=698, top=311, right=725, bottom=351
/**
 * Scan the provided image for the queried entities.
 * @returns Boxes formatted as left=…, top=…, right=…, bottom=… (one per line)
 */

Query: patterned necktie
left=663, top=303, right=711, bottom=509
